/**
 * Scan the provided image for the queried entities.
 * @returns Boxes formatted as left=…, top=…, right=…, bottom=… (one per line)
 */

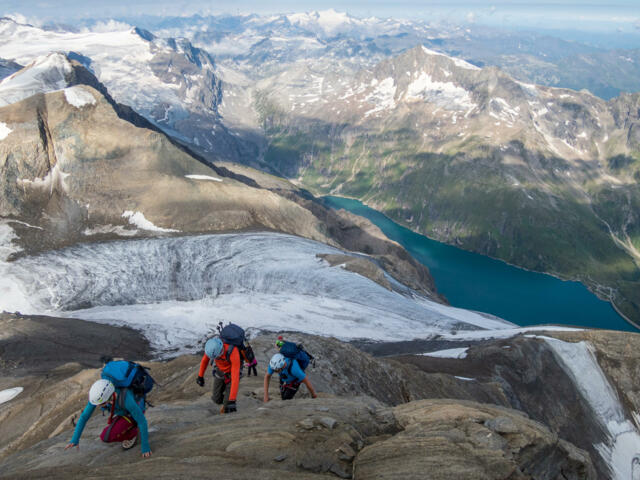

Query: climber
left=64, top=378, right=152, bottom=458
left=263, top=352, right=317, bottom=401
left=196, top=334, right=242, bottom=414
left=245, top=343, right=258, bottom=376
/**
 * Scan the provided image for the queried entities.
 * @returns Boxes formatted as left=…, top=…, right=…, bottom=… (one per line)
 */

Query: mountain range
left=251, top=45, right=640, bottom=323
left=3, top=11, right=640, bottom=479
left=1, top=14, right=639, bottom=323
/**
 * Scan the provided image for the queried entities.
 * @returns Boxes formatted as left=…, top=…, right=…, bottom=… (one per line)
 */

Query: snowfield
left=122, top=211, right=180, bottom=233
left=0, top=52, right=72, bottom=107
left=63, top=86, right=96, bottom=108
left=544, top=337, right=640, bottom=480
left=0, top=230, right=514, bottom=355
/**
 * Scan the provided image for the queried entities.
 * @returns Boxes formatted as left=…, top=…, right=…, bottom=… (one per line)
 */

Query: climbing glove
left=225, top=401, right=237, bottom=413
left=196, top=376, right=205, bottom=387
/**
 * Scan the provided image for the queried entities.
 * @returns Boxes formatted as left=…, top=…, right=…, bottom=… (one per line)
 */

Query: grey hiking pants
left=212, top=368, right=230, bottom=408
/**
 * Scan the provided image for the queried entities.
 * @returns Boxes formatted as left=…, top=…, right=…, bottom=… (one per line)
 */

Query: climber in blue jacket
left=64, top=379, right=151, bottom=457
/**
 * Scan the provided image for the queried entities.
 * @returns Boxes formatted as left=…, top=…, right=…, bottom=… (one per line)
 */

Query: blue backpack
left=279, top=341, right=314, bottom=371
left=217, top=323, right=254, bottom=364
left=101, top=361, right=155, bottom=404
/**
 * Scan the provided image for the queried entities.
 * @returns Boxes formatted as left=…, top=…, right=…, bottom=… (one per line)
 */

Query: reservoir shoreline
left=322, top=195, right=637, bottom=333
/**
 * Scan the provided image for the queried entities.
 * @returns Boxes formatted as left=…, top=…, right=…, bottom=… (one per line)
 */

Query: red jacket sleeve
left=228, top=348, right=241, bottom=401
left=198, top=353, right=211, bottom=378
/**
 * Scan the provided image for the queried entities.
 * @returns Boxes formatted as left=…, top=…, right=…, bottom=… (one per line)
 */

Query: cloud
left=82, top=19, right=132, bottom=33
left=3, top=12, right=43, bottom=27
left=634, top=19, right=640, bottom=30
left=466, top=11, right=476, bottom=24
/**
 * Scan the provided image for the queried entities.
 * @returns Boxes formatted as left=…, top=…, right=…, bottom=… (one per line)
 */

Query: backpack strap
left=225, top=344, right=235, bottom=362
left=108, top=392, right=116, bottom=425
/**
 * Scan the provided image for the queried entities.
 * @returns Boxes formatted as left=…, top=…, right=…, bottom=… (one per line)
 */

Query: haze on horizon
left=3, top=0, right=640, bottom=36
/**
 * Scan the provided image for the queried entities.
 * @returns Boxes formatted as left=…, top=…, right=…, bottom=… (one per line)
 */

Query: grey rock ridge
left=5, top=318, right=640, bottom=478
left=0, top=55, right=438, bottom=299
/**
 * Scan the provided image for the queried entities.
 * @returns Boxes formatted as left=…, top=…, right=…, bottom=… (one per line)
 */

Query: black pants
left=279, top=380, right=300, bottom=400
left=212, top=369, right=230, bottom=408
left=247, top=364, right=257, bottom=376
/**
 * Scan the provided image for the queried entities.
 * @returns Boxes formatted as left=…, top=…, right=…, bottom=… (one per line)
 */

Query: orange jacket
left=198, top=343, right=241, bottom=401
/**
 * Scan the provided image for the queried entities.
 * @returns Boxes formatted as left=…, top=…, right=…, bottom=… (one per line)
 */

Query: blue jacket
left=268, top=358, right=306, bottom=384
left=70, top=388, right=150, bottom=454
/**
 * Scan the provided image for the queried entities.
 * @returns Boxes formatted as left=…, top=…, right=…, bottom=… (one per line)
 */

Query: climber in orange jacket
left=196, top=337, right=241, bottom=413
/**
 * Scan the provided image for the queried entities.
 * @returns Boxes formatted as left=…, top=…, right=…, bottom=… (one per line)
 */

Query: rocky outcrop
left=355, top=399, right=596, bottom=480
left=318, top=253, right=392, bottom=291
left=391, top=330, right=640, bottom=478
left=0, top=313, right=150, bottom=376
left=0, top=322, right=602, bottom=479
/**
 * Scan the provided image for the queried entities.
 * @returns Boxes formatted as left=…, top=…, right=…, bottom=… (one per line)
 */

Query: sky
left=2, top=0, right=640, bottom=34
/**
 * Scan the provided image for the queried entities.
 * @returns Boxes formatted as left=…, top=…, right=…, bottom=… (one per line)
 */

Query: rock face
left=355, top=400, right=596, bottom=480
left=391, top=330, right=640, bottom=479
left=2, top=324, right=632, bottom=479
left=0, top=313, right=150, bottom=376
left=0, top=82, right=329, bottom=251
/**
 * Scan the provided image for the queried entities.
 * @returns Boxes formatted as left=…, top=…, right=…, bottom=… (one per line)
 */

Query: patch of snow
left=364, top=77, right=396, bottom=117
left=455, top=376, right=475, bottom=381
left=185, top=174, right=223, bottom=182
left=7, top=220, right=43, bottom=230
left=18, top=164, right=70, bottom=194
left=440, top=325, right=582, bottom=341
left=544, top=337, right=640, bottom=480
left=83, top=225, right=139, bottom=237
left=421, top=347, right=468, bottom=359
left=577, top=131, right=588, bottom=139
left=63, top=86, right=96, bottom=108
left=122, top=211, right=180, bottom=233
left=405, top=71, right=475, bottom=111
left=421, top=46, right=480, bottom=71
left=491, top=97, right=520, bottom=121
left=0, top=122, right=12, bottom=140
left=0, top=387, right=23, bottom=405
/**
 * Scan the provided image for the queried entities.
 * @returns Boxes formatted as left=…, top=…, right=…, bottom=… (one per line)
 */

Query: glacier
left=0, top=230, right=513, bottom=354
left=544, top=337, right=640, bottom=480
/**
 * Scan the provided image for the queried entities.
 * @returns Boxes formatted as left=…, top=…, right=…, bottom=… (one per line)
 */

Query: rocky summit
left=5, top=314, right=640, bottom=479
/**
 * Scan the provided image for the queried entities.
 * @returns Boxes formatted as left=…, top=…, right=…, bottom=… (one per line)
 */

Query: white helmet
left=269, top=353, right=286, bottom=371
left=89, top=379, right=115, bottom=405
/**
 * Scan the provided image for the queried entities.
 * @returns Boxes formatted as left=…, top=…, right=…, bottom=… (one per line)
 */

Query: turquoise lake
left=322, top=196, right=636, bottom=332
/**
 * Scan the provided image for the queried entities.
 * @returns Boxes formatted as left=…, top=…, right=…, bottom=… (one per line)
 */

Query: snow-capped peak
left=421, top=45, right=480, bottom=71
left=286, top=9, right=360, bottom=36
left=0, top=52, right=73, bottom=107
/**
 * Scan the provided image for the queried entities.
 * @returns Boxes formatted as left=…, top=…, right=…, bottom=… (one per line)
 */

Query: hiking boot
left=122, top=436, right=137, bottom=450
